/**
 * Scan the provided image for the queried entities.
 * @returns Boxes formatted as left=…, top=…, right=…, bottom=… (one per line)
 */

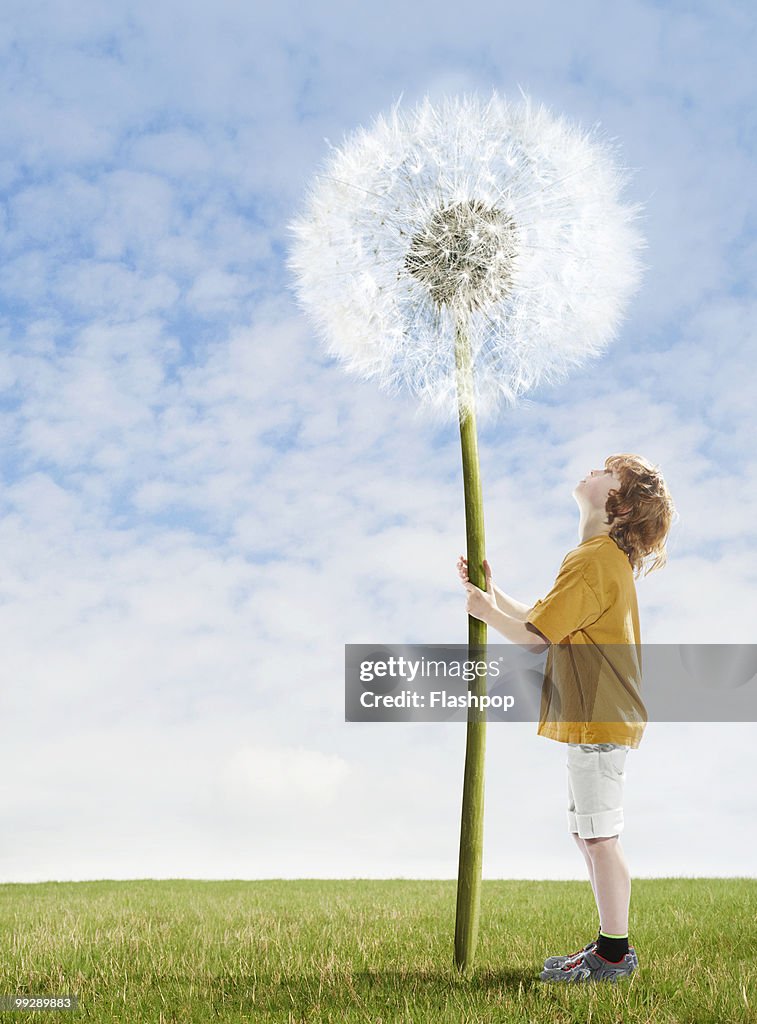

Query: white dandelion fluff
left=287, top=88, right=646, bottom=423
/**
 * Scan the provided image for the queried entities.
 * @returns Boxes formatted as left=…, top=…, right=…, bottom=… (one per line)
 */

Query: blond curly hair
left=602, top=453, right=677, bottom=579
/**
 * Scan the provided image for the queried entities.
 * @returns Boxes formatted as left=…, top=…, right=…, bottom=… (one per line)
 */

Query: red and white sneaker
left=543, top=939, right=598, bottom=970
left=540, top=948, right=638, bottom=983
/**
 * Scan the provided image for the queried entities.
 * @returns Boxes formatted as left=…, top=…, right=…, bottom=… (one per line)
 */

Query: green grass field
left=0, top=878, right=755, bottom=1023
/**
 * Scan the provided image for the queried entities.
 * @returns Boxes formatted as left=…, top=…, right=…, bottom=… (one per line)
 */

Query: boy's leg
left=544, top=747, right=636, bottom=979
left=572, top=832, right=598, bottom=902
left=568, top=750, right=599, bottom=913
left=583, top=835, right=631, bottom=936
left=567, top=754, right=602, bottom=945
left=567, top=744, right=631, bottom=938
left=543, top=831, right=601, bottom=970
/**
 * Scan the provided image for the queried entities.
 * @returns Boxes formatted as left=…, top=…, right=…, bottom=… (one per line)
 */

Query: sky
left=0, top=0, right=755, bottom=883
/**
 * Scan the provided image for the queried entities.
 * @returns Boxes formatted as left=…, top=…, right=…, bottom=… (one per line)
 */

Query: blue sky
left=0, top=0, right=755, bottom=882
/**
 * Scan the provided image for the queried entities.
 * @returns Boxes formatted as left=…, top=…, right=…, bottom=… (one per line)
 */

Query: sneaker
left=544, top=942, right=638, bottom=971
left=540, top=948, right=638, bottom=984
left=543, top=939, right=598, bottom=970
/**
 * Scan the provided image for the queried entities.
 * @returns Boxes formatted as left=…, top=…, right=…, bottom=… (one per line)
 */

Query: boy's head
left=574, top=454, right=677, bottom=578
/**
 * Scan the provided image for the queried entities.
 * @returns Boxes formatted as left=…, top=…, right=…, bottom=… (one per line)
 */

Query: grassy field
left=0, top=878, right=755, bottom=1023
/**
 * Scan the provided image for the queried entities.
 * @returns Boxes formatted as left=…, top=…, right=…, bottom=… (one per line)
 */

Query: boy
left=458, top=453, right=676, bottom=984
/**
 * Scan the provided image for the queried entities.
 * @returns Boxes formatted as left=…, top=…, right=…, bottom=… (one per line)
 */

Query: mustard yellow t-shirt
left=526, top=534, right=647, bottom=748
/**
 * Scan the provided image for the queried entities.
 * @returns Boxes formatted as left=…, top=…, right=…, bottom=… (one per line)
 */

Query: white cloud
left=221, top=744, right=351, bottom=807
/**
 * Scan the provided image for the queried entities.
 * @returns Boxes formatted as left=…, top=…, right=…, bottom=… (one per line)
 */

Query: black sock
left=597, top=931, right=629, bottom=962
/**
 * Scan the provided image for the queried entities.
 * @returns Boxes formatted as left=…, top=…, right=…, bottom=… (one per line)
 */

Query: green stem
left=452, top=311, right=487, bottom=975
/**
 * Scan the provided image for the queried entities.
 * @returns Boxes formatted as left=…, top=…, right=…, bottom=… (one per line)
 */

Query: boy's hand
left=457, top=555, right=494, bottom=588
left=458, top=554, right=498, bottom=624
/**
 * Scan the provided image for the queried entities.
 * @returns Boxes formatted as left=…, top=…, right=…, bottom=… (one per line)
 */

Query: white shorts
left=567, top=742, right=630, bottom=839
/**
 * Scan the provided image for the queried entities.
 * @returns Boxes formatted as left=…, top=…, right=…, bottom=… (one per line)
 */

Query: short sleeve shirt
left=526, top=535, right=647, bottom=748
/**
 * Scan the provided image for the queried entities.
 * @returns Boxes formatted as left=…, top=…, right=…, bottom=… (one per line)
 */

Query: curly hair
left=602, top=453, right=678, bottom=579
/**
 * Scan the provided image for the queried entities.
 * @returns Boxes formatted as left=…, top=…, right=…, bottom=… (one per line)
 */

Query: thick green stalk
left=452, top=311, right=487, bottom=975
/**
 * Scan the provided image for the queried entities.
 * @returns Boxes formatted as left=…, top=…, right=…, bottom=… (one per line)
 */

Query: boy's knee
left=584, top=834, right=618, bottom=847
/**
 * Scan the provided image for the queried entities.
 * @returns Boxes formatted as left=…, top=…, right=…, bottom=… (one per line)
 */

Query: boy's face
left=572, top=466, right=623, bottom=512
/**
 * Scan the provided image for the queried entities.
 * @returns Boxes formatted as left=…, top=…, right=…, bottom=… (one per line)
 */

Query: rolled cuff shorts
left=567, top=742, right=630, bottom=839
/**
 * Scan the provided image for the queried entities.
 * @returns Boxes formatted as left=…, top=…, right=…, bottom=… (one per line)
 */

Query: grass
left=0, top=878, right=755, bottom=1023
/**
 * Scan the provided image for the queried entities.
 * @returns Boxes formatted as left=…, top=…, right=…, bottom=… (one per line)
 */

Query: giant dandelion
left=287, top=88, right=645, bottom=973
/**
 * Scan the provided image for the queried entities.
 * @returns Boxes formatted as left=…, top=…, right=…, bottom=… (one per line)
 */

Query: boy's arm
left=460, top=556, right=554, bottom=651
left=461, top=556, right=533, bottom=621
left=486, top=606, right=550, bottom=654
left=492, top=584, right=533, bottom=621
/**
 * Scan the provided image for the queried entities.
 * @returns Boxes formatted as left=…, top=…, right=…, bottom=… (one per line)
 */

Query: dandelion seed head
left=287, top=89, right=647, bottom=424
left=404, top=198, right=519, bottom=314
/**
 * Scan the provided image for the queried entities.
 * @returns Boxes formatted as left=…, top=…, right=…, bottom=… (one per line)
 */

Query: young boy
left=458, top=453, right=676, bottom=984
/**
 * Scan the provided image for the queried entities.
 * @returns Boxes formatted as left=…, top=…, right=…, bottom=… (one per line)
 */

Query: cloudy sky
left=0, top=0, right=755, bottom=884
